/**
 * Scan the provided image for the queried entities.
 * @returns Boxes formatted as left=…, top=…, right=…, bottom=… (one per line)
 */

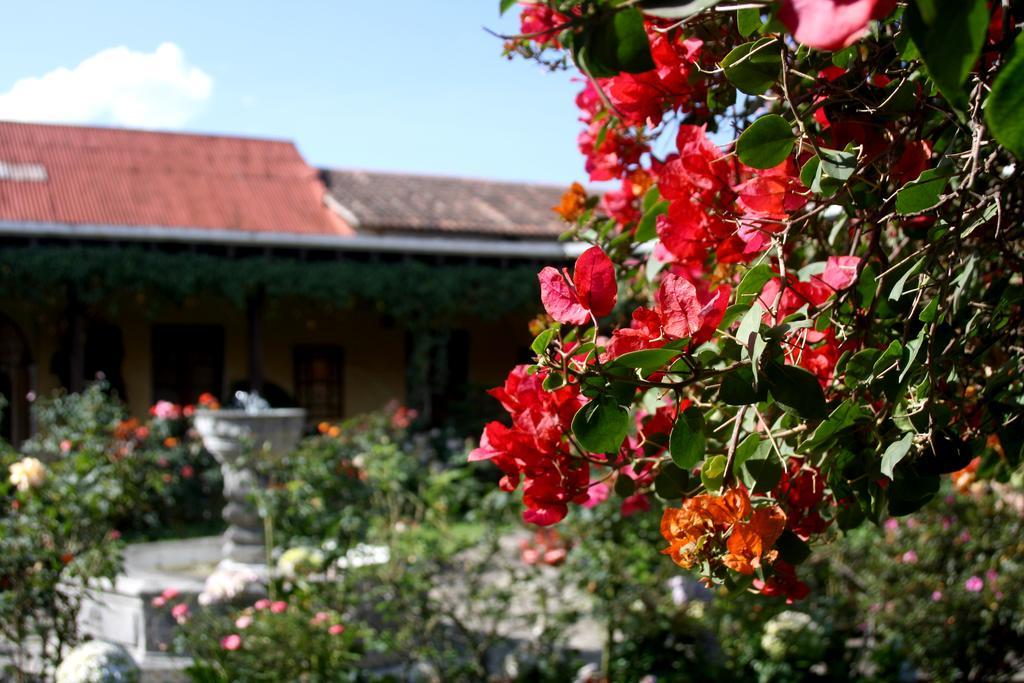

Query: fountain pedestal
left=192, top=408, right=306, bottom=567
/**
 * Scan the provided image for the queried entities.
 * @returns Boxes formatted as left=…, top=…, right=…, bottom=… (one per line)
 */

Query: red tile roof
left=0, top=120, right=353, bottom=236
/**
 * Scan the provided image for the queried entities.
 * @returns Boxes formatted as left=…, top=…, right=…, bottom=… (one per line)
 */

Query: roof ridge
left=0, top=119, right=295, bottom=146
left=320, top=166, right=571, bottom=191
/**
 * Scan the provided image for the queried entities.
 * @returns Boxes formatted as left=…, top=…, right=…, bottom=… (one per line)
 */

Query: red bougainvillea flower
left=656, top=272, right=731, bottom=343
left=603, top=273, right=729, bottom=359
left=891, top=141, right=933, bottom=185
left=519, top=3, right=570, bottom=47
left=779, top=0, right=898, bottom=51
left=470, top=365, right=589, bottom=526
left=602, top=23, right=705, bottom=127
left=538, top=246, right=617, bottom=325
left=754, top=560, right=811, bottom=602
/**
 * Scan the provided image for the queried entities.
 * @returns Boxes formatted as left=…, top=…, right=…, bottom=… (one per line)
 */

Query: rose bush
left=480, top=0, right=1024, bottom=600
left=1, top=384, right=222, bottom=678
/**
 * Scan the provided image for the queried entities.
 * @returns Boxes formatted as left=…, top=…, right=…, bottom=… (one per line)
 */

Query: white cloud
left=0, top=43, right=213, bottom=129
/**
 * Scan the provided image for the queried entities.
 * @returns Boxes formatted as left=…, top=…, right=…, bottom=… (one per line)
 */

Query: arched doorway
left=0, top=314, right=33, bottom=445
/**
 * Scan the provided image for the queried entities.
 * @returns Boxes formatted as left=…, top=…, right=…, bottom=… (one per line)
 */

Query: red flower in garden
left=538, top=246, right=617, bottom=325
left=604, top=272, right=730, bottom=359
left=220, top=634, right=242, bottom=651
left=773, top=461, right=832, bottom=538
left=891, top=141, right=933, bottom=185
left=519, top=3, right=570, bottom=47
left=150, top=400, right=182, bottom=420
left=602, top=25, right=705, bottom=127
left=754, top=560, right=810, bottom=602
left=471, top=365, right=589, bottom=525
left=656, top=126, right=807, bottom=269
left=778, top=0, right=898, bottom=51
left=197, top=392, right=221, bottom=409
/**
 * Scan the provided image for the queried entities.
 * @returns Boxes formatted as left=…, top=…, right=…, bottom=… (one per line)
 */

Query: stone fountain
left=192, top=392, right=306, bottom=569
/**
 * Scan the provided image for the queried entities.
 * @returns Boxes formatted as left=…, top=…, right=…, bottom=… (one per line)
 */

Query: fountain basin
left=192, top=408, right=306, bottom=565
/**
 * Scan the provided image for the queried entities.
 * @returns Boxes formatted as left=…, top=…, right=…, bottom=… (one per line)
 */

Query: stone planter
left=192, top=408, right=306, bottom=566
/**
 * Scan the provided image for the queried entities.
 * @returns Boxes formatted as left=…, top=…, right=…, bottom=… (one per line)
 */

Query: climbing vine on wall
left=0, top=245, right=544, bottom=329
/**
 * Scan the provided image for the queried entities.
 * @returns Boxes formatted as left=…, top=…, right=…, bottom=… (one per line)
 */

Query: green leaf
left=531, top=327, right=557, bottom=355
left=701, top=454, right=727, bottom=493
left=888, top=470, right=940, bottom=516
left=764, top=362, right=827, bottom=420
left=986, top=32, right=1024, bottom=159
left=905, top=0, right=988, bottom=110
left=736, top=7, right=762, bottom=37
left=634, top=200, right=668, bottom=243
left=654, top=464, right=691, bottom=500
left=670, top=407, right=707, bottom=469
left=721, top=38, right=781, bottom=96
left=733, top=434, right=771, bottom=474
left=640, top=0, right=723, bottom=20
left=880, top=432, right=915, bottom=479
left=615, top=474, right=636, bottom=497
left=775, top=531, right=811, bottom=564
left=589, top=8, right=655, bottom=76
left=572, top=397, right=630, bottom=453
left=736, top=301, right=764, bottom=353
left=844, top=348, right=882, bottom=385
left=735, top=264, right=775, bottom=306
left=818, top=147, right=857, bottom=181
left=889, top=257, right=926, bottom=302
left=895, top=168, right=950, bottom=215
left=499, top=0, right=517, bottom=15
left=741, top=455, right=783, bottom=493
left=719, top=365, right=768, bottom=406
left=737, top=115, right=795, bottom=169
left=609, top=347, right=681, bottom=371
left=542, top=373, right=565, bottom=391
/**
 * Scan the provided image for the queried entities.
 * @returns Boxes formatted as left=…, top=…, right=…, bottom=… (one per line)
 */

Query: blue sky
left=0, top=1, right=585, bottom=185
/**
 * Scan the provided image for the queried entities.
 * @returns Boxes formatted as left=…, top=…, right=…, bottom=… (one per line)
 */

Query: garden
left=4, top=0, right=1024, bottom=680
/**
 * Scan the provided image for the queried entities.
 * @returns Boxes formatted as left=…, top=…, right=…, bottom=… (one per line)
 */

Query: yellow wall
left=0, top=294, right=533, bottom=421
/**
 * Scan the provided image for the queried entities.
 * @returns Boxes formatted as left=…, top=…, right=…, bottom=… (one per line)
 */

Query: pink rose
left=220, top=634, right=242, bottom=651
left=328, top=624, right=345, bottom=635
left=253, top=599, right=272, bottom=611
left=171, top=603, right=189, bottom=623
left=965, top=576, right=984, bottom=593
left=270, top=601, right=287, bottom=613
left=234, top=615, right=253, bottom=629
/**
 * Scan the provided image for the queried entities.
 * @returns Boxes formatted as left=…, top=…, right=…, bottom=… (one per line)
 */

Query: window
left=404, top=329, right=470, bottom=426
left=151, top=325, right=225, bottom=405
left=293, top=346, right=344, bottom=421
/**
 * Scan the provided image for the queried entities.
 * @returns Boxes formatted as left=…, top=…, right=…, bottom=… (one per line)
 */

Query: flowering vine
left=479, top=0, right=1024, bottom=600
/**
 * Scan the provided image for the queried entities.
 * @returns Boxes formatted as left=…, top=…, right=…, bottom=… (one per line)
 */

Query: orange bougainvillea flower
left=552, top=182, right=588, bottom=222
left=722, top=505, right=787, bottom=574
left=661, top=486, right=787, bottom=575
left=705, top=486, right=752, bottom=526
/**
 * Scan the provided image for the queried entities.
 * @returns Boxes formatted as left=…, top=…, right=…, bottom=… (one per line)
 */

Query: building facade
left=0, top=121, right=577, bottom=442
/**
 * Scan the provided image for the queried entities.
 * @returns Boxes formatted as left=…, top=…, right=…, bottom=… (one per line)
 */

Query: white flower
left=761, top=610, right=827, bottom=662
left=9, top=456, right=46, bottom=492
left=55, top=640, right=140, bottom=683
left=197, top=566, right=260, bottom=606
left=276, top=546, right=325, bottom=577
